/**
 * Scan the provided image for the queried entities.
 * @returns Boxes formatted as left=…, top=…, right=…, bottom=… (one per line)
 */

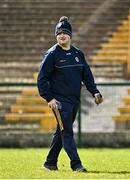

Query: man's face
left=56, top=33, right=71, bottom=46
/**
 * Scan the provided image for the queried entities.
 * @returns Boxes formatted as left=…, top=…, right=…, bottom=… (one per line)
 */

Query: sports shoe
left=73, top=165, right=87, bottom=172
left=42, top=163, right=58, bottom=171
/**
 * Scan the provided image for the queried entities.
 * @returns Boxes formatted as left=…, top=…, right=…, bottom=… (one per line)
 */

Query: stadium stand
left=0, top=0, right=130, bottom=132
left=92, top=12, right=130, bottom=78
left=0, top=0, right=130, bottom=83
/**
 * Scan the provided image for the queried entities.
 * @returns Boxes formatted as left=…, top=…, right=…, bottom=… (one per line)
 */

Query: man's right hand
left=48, top=98, right=61, bottom=109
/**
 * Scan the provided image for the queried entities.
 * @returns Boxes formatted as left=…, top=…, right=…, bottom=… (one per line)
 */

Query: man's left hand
left=94, top=93, right=103, bottom=105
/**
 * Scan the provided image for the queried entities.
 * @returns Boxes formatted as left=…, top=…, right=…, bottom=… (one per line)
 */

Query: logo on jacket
left=60, top=59, right=66, bottom=63
left=66, top=53, right=71, bottom=55
left=75, top=57, right=79, bottom=62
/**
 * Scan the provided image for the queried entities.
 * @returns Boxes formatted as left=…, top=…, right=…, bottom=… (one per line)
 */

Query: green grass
left=0, top=148, right=130, bottom=179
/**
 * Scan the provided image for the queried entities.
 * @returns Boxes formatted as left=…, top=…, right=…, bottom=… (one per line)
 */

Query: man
left=37, top=16, right=103, bottom=172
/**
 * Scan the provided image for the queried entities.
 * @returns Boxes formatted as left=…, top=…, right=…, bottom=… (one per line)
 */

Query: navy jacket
left=37, top=44, right=99, bottom=104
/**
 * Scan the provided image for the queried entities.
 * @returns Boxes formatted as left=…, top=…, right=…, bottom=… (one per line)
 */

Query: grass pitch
left=0, top=148, right=130, bottom=179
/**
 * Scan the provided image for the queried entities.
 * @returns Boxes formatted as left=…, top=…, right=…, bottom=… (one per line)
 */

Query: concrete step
left=0, top=87, right=22, bottom=93
left=78, top=36, right=124, bottom=46
left=0, top=0, right=107, bottom=3
left=128, top=89, right=130, bottom=95
left=118, top=106, right=130, bottom=113
left=0, top=5, right=98, bottom=11
left=16, top=97, right=46, bottom=104
left=109, top=36, right=128, bottom=41
left=0, top=11, right=96, bottom=17
left=22, top=88, right=38, bottom=96
left=92, top=55, right=127, bottom=63
left=0, top=5, right=129, bottom=14
left=0, top=71, right=34, bottom=78
left=0, top=1, right=103, bottom=5
left=10, top=105, right=52, bottom=113
left=5, top=113, right=56, bottom=132
left=101, top=44, right=128, bottom=50
left=0, top=3, right=102, bottom=9
left=0, top=122, right=39, bottom=131
left=0, top=56, right=41, bottom=62
left=0, top=93, right=20, bottom=100
left=122, top=97, right=130, bottom=104
left=0, top=62, right=39, bottom=70
left=0, top=33, right=55, bottom=39
left=92, top=66, right=123, bottom=74
left=112, top=32, right=128, bottom=38
left=0, top=39, right=51, bottom=45
left=97, top=50, right=128, bottom=56
left=108, top=38, right=128, bottom=43
left=0, top=26, right=76, bottom=32
left=0, top=86, right=36, bottom=93
left=118, top=21, right=129, bottom=27
left=0, top=78, right=35, bottom=83
left=0, top=99, right=15, bottom=111
left=0, top=6, right=98, bottom=12
left=33, top=73, right=38, bottom=81
left=117, top=26, right=129, bottom=32
left=5, top=113, right=54, bottom=121
left=0, top=46, right=49, bottom=52
left=0, top=50, right=42, bottom=55
left=93, top=72, right=123, bottom=78
left=113, top=114, right=130, bottom=121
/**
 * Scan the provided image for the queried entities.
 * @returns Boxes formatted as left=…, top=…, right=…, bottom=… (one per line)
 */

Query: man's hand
left=94, top=93, right=103, bottom=105
left=48, top=98, right=61, bottom=109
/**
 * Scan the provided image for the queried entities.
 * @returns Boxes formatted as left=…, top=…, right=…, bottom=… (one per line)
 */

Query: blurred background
left=0, top=0, right=130, bottom=147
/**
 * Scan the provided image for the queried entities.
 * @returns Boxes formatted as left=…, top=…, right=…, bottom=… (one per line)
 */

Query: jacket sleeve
left=81, top=52, right=100, bottom=96
left=37, top=51, right=54, bottom=102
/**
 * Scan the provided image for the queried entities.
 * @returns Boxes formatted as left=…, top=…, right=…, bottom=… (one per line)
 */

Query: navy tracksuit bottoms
left=45, top=101, right=82, bottom=170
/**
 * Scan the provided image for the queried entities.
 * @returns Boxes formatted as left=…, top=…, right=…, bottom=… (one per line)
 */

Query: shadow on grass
left=39, top=168, right=130, bottom=174
left=88, top=170, right=130, bottom=174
